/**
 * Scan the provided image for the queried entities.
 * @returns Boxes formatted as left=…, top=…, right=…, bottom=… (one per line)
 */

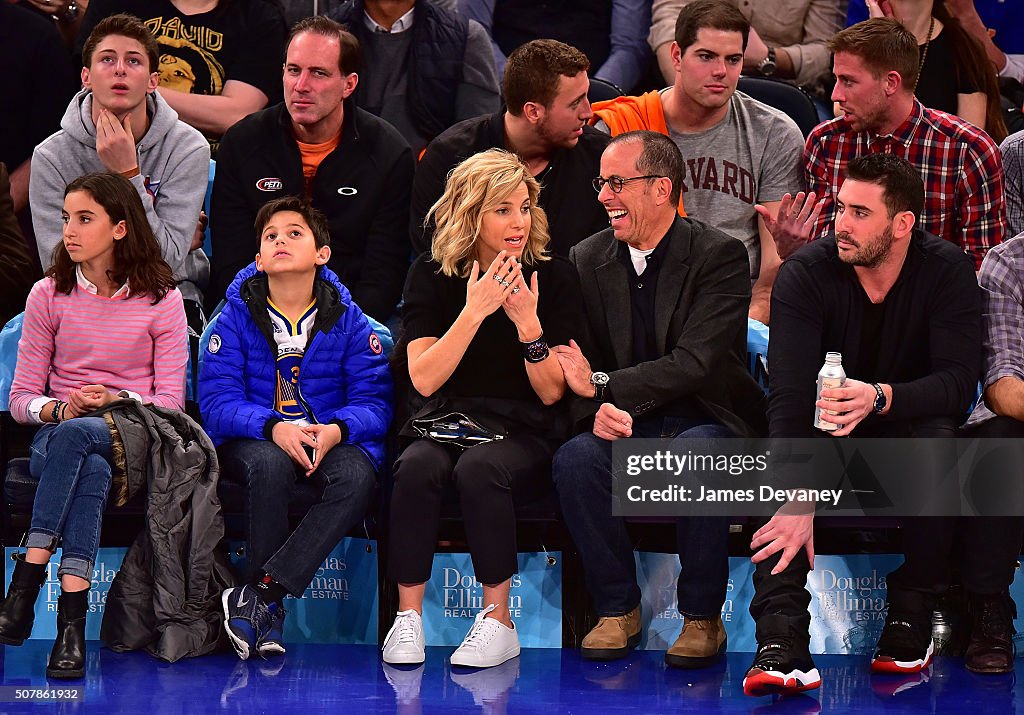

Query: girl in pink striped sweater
left=0, top=173, right=187, bottom=679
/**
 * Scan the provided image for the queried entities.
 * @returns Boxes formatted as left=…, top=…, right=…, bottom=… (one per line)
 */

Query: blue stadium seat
left=0, top=313, right=23, bottom=412
left=738, top=76, right=820, bottom=138
left=746, top=317, right=769, bottom=393
left=203, top=159, right=215, bottom=257
left=588, top=76, right=624, bottom=104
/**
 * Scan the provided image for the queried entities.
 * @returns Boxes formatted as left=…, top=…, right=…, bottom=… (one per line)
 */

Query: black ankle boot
left=46, top=589, right=88, bottom=679
left=0, top=555, right=47, bottom=646
left=965, top=592, right=1016, bottom=674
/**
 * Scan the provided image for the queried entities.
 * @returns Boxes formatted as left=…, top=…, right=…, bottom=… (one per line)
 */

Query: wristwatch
left=590, top=372, right=610, bottom=401
left=758, top=47, right=777, bottom=77
left=871, top=383, right=887, bottom=414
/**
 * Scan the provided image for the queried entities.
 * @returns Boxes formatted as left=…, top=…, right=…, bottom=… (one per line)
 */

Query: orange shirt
left=591, top=91, right=686, bottom=217
left=296, top=134, right=341, bottom=195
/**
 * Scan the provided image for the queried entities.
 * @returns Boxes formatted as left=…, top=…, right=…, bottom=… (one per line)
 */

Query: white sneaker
left=450, top=604, right=520, bottom=668
left=382, top=609, right=425, bottom=665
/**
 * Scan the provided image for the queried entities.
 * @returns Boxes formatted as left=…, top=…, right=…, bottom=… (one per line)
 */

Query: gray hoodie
left=31, top=89, right=211, bottom=303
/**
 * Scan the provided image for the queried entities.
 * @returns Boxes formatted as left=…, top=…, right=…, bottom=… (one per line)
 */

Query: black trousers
left=748, top=416, right=1024, bottom=640
left=387, top=435, right=555, bottom=585
left=886, top=416, right=1024, bottom=607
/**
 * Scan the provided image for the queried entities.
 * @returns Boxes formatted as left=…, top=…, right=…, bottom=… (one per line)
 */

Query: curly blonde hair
left=428, top=149, right=551, bottom=277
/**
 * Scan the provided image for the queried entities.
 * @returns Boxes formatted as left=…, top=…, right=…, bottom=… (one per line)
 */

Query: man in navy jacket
left=199, top=196, right=392, bottom=661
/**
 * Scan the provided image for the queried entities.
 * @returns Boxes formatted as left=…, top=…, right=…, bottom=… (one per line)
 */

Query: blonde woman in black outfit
left=382, top=148, right=585, bottom=670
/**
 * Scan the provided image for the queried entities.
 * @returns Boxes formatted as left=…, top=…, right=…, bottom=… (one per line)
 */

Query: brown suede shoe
left=665, top=615, right=727, bottom=668
left=581, top=606, right=642, bottom=661
left=965, top=593, right=1015, bottom=674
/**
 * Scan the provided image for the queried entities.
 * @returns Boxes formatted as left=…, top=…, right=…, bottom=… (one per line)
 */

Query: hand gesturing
left=465, top=251, right=520, bottom=320
left=755, top=191, right=826, bottom=260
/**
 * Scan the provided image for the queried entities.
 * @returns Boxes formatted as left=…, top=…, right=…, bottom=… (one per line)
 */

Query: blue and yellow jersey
left=267, top=298, right=318, bottom=423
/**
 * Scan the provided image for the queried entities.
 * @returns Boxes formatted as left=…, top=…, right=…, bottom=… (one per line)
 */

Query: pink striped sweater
left=9, top=277, right=188, bottom=424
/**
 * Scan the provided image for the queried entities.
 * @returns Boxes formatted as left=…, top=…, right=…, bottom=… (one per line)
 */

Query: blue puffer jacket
left=198, top=263, right=393, bottom=468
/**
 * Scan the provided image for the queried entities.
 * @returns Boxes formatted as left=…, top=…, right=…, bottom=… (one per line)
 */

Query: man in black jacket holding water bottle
left=743, top=153, right=983, bottom=696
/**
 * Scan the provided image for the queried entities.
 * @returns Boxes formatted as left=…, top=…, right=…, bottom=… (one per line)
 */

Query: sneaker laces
left=752, top=636, right=792, bottom=670
left=459, top=617, right=501, bottom=651
left=229, top=587, right=273, bottom=631
left=253, top=600, right=275, bottom=633
left=392, top=612, right=420, bottom=645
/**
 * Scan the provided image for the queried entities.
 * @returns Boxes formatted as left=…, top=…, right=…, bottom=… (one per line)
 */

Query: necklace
left=912, top=15, right=935, bottom=93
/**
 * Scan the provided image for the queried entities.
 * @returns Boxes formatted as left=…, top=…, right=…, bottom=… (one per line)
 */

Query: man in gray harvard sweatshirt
left=31, top=14, right=210, bottom=305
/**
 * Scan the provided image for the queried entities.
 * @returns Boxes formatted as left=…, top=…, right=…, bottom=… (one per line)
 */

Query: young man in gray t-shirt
left=592, top=0, right=803, bottom=323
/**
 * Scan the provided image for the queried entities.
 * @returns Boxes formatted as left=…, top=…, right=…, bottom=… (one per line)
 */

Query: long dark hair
left=47, top=172, right=176, bottom=303
left=934, top=1, right=1008, bottom=143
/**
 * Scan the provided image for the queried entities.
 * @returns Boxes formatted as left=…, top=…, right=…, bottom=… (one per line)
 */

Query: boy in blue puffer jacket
left=198, top=196, right=392, bottom=660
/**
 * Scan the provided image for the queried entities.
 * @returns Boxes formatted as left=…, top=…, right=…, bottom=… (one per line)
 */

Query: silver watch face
left=590, top=372, right=610, bottom=386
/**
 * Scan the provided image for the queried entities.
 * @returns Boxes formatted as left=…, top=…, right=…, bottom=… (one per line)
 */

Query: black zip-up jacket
left=210, top=102, right=414, bottom=321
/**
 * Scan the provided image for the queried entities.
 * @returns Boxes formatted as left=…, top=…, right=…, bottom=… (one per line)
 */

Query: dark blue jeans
left=27, top=417, right=114, bottom=581
left=218, top=439, right=376, bottom=596
left=553, top=417, right=732, bottom=618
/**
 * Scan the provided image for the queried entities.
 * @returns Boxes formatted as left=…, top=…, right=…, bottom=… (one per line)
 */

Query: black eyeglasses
left=592, top=175, right=665, bottom=193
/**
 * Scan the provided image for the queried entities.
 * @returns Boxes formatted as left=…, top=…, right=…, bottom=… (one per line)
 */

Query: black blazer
left=569, top=216, right=767, bottom=438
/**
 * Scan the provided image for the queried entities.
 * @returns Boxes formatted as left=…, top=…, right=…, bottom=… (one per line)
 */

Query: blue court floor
left=0, top=643, right=1019, bottom=713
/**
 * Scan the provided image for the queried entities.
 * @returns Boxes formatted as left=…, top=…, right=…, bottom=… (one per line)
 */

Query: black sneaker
left=871, top=610, right=934, bottom=674
left=743, top=636, right=821, bottom=697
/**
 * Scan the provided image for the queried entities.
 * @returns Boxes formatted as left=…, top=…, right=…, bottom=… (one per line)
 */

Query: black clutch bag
left=410, top=411, right=507, bottom=449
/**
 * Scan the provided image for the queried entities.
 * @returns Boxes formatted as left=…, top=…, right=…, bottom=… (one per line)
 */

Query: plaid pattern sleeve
left=957, top=122, right=1007, bottom=270
left=804, top=123, right=839, bottom=242
left=803, top=102, right=1006, bottom=269
left=978, top=236, right=1024, bottom=390
left=1002, top=130, right=1024, bottom=238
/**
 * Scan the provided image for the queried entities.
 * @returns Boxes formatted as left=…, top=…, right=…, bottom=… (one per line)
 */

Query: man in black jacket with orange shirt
left=211, top=16, right=413, bottom=320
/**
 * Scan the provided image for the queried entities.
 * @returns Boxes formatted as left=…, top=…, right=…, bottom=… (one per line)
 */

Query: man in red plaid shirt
left=802, top=18, right=1006, bottom=269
